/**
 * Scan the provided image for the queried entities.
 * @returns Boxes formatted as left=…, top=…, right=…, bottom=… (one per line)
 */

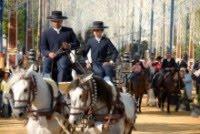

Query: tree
left=3, top=0, right=26, bottom=48
left=3, top=0, right=39, bottom=51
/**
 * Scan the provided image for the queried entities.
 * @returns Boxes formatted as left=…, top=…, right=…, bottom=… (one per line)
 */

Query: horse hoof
left=175, top=108, right=179, bottom=112
left=132, top=126, right=136, bottom=131
left=167, top=112, right=171, bottom=114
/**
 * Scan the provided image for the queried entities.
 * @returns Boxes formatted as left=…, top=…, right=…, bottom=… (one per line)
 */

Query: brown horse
left=153, top=70, right=184, bottom=113
left=127, top=71, right=149, bottom=112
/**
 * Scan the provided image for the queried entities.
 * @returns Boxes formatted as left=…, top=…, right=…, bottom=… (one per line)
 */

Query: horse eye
left=79, top=94, right=82, bottom=99
left=67, top=94, right=70, bottom=99
left=24, top=88, right=28, bottom=93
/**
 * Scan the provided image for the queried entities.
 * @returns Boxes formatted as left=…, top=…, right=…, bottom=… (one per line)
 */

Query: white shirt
left=53, top=27, right=62, bottom=34
left=95, top=37, right=102, bottom=43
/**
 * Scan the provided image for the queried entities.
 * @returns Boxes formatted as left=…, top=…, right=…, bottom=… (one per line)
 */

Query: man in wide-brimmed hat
left=40, top=11, right=80, bottom=82
left=162, top=50, right=178, bottom=73
left=83, top=21, right=119, bottom=80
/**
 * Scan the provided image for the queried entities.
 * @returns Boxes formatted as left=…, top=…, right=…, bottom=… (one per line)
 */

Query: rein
left=69, top=77, right=124, bottom=128
left=28, top=81, right=56, bottom=118
left=11, top=74, right=57, bottom=119
left=10, top=75, right=37, bottom=110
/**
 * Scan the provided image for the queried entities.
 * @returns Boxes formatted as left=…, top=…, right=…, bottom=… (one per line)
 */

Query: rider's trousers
left=43, top=56, right=72, bottom=82
left=92, top=62, right=115, bottom=81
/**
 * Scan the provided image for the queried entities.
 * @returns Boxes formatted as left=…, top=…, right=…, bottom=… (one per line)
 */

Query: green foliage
left=2, top=0, right=39, bottom=50
left=17, top=7, right=26, bottom=48
left=195, top=45, right=200, bottom=61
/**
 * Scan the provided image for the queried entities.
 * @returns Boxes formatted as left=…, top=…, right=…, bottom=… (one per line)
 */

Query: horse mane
left=7, top=70, right=27, bottom=90
left=92, top=75, right=113, bottom=111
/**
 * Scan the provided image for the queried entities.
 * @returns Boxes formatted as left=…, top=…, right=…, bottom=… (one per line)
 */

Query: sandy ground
left=135, top=106, right=200, bottom=134
left=0, top=106, right=199, bottom=134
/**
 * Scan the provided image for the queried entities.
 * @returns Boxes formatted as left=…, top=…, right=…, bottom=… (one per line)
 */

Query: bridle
left=10, top=74, right=56, bottom=119
left=10, top=75, right=37, bottom=110
left=69, top=77, right=98, bottom=121
left=68, top=77, right=124, bottom=129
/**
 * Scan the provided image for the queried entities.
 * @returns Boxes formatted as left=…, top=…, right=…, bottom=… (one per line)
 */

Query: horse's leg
left=139, top=95, right=143, bottom=113
left=175, top=94, right=180, bottom=112
left=161, top=91, right=166, bottom=112
left=157, top=88, right=161, bottom=108
left=167, top=92, right=171, bottom=113
left=135, top=96, right=139, bottom=112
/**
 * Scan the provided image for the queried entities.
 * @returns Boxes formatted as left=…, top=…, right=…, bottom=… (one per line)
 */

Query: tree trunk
left=7, top=0, right=17, bottom=67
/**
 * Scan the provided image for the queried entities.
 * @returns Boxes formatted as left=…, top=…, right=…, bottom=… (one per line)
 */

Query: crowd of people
left=127, top=50, right=199, bottom=112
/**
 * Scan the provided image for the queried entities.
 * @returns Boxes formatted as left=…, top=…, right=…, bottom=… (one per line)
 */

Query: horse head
left=64, top=74, right=94, bottom=124
left=60, top=74, right=114, bottom=125
left=8, top=65, right=37, bottom=118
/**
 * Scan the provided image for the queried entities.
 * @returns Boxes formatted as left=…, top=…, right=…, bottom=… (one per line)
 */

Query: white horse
left=61, top=74, right=136, bottom=134
left=8, top=66, right=68, bottom=134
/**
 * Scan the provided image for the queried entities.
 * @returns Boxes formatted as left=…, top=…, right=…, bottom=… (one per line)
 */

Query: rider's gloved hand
left=109, top=60, right=114, bottom=65
left=103, top=61, right=114, bottom=66
left=48, top=52, right=56, bottom=59
left=86, top=60, right=91, bottom=69
left=62, top=42, right=71, bottom=50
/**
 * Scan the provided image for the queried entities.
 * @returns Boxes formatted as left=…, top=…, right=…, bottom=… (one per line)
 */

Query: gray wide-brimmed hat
left=47, top=11, right=67, bottom=21
left=90, top=21, right=108, bottom=30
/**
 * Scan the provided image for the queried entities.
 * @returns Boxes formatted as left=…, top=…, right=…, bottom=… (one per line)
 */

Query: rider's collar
left=167, top=58, right=171, bottom=62
left=95, top=37, right=102, bottom=43
left=53, top=27, right=62, bottom=34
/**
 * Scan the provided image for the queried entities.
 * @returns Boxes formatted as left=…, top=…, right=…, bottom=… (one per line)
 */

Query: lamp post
left=162, top=0, right=166, bottom=56
left=149, top=0, right=154, bottom=53
left=0, top=0, right=3, bottom=52
left=7, top=0, right=18, bottom=67
left=169, top=0, right=175, bottom=53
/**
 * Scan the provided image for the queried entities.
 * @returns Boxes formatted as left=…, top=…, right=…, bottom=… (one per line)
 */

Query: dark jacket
left=162, top=58, right=178, bottom=69
left=83, top=37, right=119, bottom=63
left=40, top=27, right=80, bottom=57
left=179, top=60, right=188, bottom=69
left=192, top=61, right=200, bottom=83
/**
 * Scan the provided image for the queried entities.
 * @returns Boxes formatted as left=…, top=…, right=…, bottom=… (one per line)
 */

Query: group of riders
left=41, top=11, right=118, bottom=83
left=0, top=10, right=199, bottom=118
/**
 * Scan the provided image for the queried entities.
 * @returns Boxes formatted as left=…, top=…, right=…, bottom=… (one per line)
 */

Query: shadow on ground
left=135, top=123, right=200, bottom=133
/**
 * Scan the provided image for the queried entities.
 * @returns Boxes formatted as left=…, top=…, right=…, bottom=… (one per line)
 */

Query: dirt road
left=0, top=106, right=199, bottom=134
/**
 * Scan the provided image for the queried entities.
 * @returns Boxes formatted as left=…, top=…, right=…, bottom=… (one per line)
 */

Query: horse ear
left=27, top=64, right=34, bottom=72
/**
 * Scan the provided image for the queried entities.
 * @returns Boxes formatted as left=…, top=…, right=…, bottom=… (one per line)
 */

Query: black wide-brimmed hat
left=47, top=11, right=67, bottom=21
left=90, top=21, right=108, bottom=30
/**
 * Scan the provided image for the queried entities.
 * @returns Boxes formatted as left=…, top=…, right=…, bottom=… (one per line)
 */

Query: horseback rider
left=162, top=51, right=178, bottom=76
left=152, top=56, right=162, bottom=74
left=40, top=11, right=80, bottom=82
left=179, top=53, right=188, bottom=70
left=83, top=21, right=119, bottom=81
left=192, top=59, right=200, bottom=94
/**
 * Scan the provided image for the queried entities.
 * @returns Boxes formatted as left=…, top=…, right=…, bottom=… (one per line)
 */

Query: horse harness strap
left=69, top=76, right=125, bottom=128
left=11, top=75, right=37, bottom=109
left=28, top=81, right=60, bottom=119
